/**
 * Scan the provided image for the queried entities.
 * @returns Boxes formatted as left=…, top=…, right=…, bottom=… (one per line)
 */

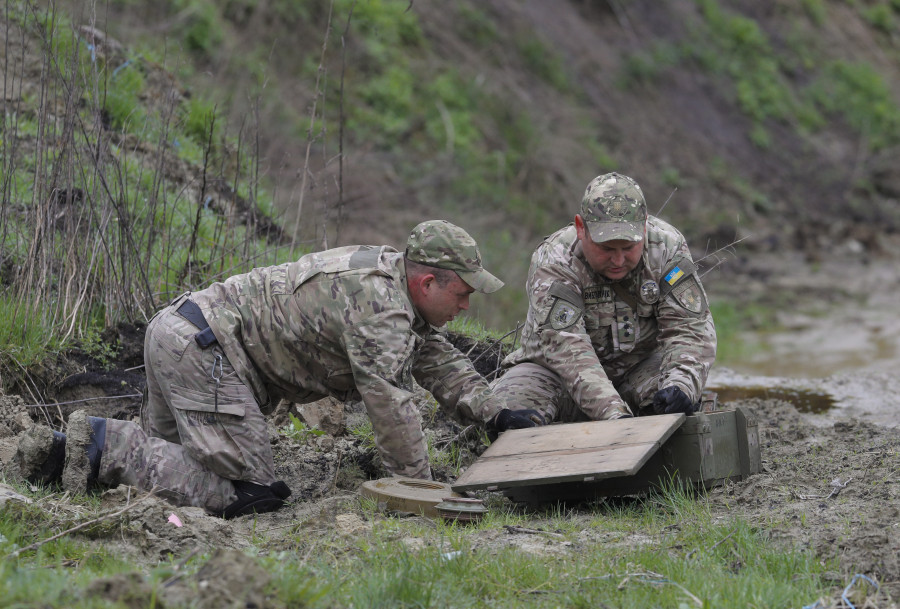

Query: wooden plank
left=453, top=414, right=684, bottom=491
left=479, top=414, right=684, bottom=457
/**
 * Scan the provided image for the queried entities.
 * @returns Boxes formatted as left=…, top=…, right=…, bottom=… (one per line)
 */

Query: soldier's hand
left=489, top=408, right=546, bottom=433
left=652, top=386, right=696, bottom=415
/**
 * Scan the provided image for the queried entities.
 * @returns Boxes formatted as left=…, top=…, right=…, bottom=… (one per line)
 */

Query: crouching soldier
left=13, top=220, right=543, bottom=518
left=491, top=173, right=717, bottom=423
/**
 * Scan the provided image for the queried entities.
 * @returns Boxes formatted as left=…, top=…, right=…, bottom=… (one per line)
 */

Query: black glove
left=490, top=408, right=546, bottom=433
left=651, top=386, right=697, bottom=415
left=222, top=480, right=291, bottom=519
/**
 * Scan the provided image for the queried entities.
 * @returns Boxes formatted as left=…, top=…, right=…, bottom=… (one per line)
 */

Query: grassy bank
left=0, top=1, right=292, bottom=381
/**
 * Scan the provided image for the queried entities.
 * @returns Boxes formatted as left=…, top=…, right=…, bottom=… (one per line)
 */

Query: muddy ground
left=1, top=251, right=899, bottom=608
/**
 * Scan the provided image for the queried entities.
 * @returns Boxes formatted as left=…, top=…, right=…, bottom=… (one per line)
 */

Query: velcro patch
left=664, top=266, right=685, bottom=285
left=546, top=298, right=583, bottom=330
left=583, top=285, right=613, bottom=304
left=671, top=276, right=705, bottom=314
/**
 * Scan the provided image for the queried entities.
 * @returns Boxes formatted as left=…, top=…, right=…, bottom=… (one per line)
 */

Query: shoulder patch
left=348, top=246, right=382, bottom=270
left=664, top=266, right=685, bottom=285
left=547, top=281, right=584, bottom=309
left=639, top=280, right=660, bottom=304
left=547, top=298, right=583, bottom=330
left=670, top=276, right=706, bottom=314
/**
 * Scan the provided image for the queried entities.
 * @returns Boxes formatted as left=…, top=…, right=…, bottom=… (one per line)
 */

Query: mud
left=710, top=396, right=900, bottom=594
left=4, top=424, right=55, bottom=483
left=60, top=410, right=95, bottom=495
left=83, top=547, right=271, bottom=609
left=706, top=247, right=900, bottom=386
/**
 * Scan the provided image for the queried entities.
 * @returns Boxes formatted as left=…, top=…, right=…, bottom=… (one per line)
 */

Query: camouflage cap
left=406, top=220, right=504, bottom=293
left=580, top=172, right=648, bottom=243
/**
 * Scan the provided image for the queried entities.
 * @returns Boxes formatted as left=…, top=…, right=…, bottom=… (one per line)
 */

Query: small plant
left=426, top=430, right=464, bottom=477
left=0, top=295, right=66, bottom=369
left=78, top=324, right=119, bottom=369
left=279, top=413, right=326, bottom=445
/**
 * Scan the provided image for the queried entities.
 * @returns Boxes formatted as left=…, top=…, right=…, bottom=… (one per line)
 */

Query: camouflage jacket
left=191, top=246, right=503, bottom=478
left=503, top=217, right=716, bottom=418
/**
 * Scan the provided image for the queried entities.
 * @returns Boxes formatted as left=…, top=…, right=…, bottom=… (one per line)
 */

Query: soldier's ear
left=419, top=273, right=437, bottom=294
left=408, top=272, right=435, bottom=300
left=574, top=215, right=587, bottom=241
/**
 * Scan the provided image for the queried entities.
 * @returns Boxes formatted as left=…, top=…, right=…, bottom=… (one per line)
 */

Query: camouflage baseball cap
left=580, top=172, right=648, bottom=243
left=406, top=220, right=504, bottom=293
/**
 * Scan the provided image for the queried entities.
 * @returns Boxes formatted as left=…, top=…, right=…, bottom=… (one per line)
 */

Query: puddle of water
left=715, top=386, right=835, bottom=414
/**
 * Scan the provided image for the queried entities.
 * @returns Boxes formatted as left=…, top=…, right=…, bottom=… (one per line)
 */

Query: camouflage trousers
left=489, top=352, right=664, bottom=423
left=99, top=296, right=276, bottom=513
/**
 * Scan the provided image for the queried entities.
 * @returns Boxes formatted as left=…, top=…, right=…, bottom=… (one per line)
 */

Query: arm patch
left=546, top=298, right=583, bottom=330
left=670, top=275, right=706, bottom=315
left=543, top=281, right=584, bottom=330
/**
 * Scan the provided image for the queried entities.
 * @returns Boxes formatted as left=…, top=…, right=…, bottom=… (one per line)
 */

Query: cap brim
left=586, top=221, right=644, bottom=243
left=457, top=268, right=504, bottom=294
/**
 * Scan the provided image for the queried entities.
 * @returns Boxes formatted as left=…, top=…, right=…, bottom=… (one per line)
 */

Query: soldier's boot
left=62, top=410, right=107, bottom=494
left=12, top=425, right=67, bottom=486
left=222, top=480, right=291, bottom=519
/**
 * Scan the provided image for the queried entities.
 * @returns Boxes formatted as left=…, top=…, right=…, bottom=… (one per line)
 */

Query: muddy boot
left=222, top=480, right=291, bottom=519
left=61, top=410, right=107, bottom=494
left=12, top=425, right=67, bottom=486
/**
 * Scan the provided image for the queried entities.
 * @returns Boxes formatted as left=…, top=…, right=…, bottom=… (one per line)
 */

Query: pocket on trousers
left=169, top=382, right=248, bottom=417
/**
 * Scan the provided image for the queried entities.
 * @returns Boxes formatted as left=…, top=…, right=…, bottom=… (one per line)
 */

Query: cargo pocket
left=169, top=381, right=249, bottom=417
left=168, top=379, right=255, bottom=480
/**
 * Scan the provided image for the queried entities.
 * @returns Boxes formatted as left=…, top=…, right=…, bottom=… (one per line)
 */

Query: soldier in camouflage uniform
left=15, top=221, right=543, bottom=517
left=490, top=172, right=717, bottom=423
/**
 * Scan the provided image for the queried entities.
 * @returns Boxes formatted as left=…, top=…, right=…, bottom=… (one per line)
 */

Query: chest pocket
left=584, top=285, right=650, bottom=355
left=583, top=293, right=616, bottom=357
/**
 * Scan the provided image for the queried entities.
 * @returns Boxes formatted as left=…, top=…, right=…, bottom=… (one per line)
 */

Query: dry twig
left=503, top=525, right=565, bottom=539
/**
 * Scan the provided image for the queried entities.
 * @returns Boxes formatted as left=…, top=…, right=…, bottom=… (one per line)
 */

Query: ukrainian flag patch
left=665, top=267, right=684, bottom=285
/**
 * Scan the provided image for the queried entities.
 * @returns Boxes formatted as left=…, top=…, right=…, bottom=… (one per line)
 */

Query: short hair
left=405, top=256, right=459, bottom=288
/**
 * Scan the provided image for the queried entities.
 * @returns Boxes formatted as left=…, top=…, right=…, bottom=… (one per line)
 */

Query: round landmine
left=360, top=476, right=462, bottom=517
left=434, top=497, right=487, bottom=523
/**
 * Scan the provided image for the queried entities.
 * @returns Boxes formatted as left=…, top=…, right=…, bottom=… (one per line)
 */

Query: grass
left=0, top=0, right=288, bottom=387
left=609, top=0, right=900, bottom=154
left=0, top=477, right=837, bottom=608
left=0, top=295, right=66, bottom=368
left=446, top=315, right=513, bottom=344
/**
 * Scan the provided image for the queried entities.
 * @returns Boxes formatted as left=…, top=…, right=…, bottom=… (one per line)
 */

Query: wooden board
left=452, top=414, right=685, bottom=492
